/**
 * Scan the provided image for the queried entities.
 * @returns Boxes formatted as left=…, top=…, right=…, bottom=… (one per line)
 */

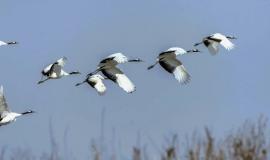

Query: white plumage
left=76, top=74, right=107, bottom=95
left=107, top=53, right=128, bottom=64
left=167, top=47, right=188, bottom=55
left=94, top=82, right=106, bottom=95
left=207, top=41, right=220, bottom=55
left=43, top=64, right=53, bottom=74
left=115, top=74, right=135, bottom=93
left=88, top=75, right=106, bottom=95
left=0, top=41, right=8, bottom=46
left=173, top=65, right=191, bottom=84
left=211, top=33, right=235, bottom=50
left=56, top=57, right=67, bottom=67
left=0, top=86, right=34, bottom=126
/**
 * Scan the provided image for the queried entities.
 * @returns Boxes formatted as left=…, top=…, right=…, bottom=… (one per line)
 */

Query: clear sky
left=0, top=0, right=270, bottom=159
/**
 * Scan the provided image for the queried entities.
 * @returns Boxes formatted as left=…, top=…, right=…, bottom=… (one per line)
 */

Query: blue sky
left=0, top=0, right=270, bottom=159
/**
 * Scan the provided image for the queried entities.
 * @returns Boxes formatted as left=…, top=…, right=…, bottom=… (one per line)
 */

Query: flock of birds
left=0, top=32, right=236, bottom=126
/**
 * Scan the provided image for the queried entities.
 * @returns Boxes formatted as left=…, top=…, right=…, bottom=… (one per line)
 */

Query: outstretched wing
left=0, top=86, right=9, bottom=114
left=56, top=57, right=67, bottom=67
left=159, top=57, right=191, bottom=84
left=42, top=57, right=66, bottom=75
left=94, top=80, right=106, bottom=95
left=101, top=66, right=135, bottom=93
left=167, top=47, right=187, bottom=55
left=49, top=63, right=62, bottom=77
left=115, top=73, right=136, bottom=93
left=207, top=41, right=220, bottom=55
left=173, top=65, right=191, bottom=84
left=88, top=75, right=107, bottom=95
left=211, top=33, right=235, bottom=50
left=42, top=64, right=53, bottom=75
left=107, top=53, right=128, bottom=64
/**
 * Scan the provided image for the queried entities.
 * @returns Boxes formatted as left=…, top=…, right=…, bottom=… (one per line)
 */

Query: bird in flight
left=194, top=33, right=236, bottom=55
left=76, top=74, right=107, bottom=95
left=38, top=57, right=80, bottom=84
left=0, top=40, right=18, bottom=47
left=0, top=86, right=34, bottom=127
left=88, top=53, right=143, bottom=93
left=148, top=47, right=200, bottom=84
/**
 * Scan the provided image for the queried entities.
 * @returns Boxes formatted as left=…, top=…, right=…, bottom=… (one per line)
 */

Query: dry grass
left=0, top=117, right=269, bottom=160
left=186, top=117, right=269, bottom=160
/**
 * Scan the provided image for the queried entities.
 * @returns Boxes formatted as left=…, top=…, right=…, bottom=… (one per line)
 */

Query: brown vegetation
left=0, top=117, right=269, bottom=160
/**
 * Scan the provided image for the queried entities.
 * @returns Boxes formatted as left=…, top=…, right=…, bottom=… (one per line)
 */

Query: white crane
left=0, top=86, right=34, bottom=126
left=0, top=40, right=17, bottom=47
left=88, top=53, right=143, bottom=93
left=38, top=57, right=80, bottom=84
left=76, top=74, right=107, bottom=95
left=194, top=33, right=236, bottom=55
left=148, top=47, right=199, bottom=84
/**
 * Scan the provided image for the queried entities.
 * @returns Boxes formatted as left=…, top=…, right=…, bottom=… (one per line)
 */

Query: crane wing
left=88, top=75, right=107, bottom=95
left=56, top=57, right=67, bottom=67
left=212, top=33, right=235, bottom=50
left=207, top=42, right=220, bottom=55
left=42, top=64, right=53, bottom=74
left=42, top=57, right=66, bottom=74
left=173, top=64, right=191, bottom=84
left=0, top=86, right=9, bottom=115
left=94, top=80, right=106, bottom=95
left=50, top=63, right=62, bottom=77
left=107, top=53, right=128, bottom=64
left=167, top=47, right=187, bottom=55
left=115, top=73, right=136, bottom=93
